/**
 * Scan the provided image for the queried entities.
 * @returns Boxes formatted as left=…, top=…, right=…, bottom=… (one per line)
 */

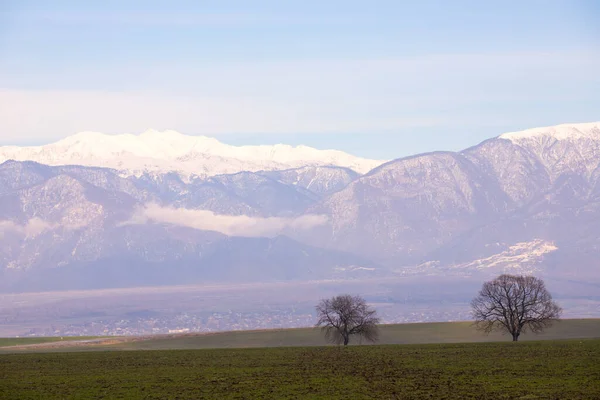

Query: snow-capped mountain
left=0, top=129, right=384, bottom=178
left=1, top=122, right=600, bottom=292
left=303, top=122, right=600, bottom=271
left=499, top=122, right=600, bottom=142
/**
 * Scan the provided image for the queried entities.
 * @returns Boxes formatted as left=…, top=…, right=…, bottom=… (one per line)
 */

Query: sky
left=0, top=0, right=599, bottom=159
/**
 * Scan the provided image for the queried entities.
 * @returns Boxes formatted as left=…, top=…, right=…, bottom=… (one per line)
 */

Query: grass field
left=1, top=339, right=599, bottom=399
left=1, top=319, right=598, bottom=353
left=0, top=336, right=103, bottom=347
left=115, top=319, right=600, bottom=351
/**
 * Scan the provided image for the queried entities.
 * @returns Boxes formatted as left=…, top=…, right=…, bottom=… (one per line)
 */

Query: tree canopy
left=471, top=274, right=562, bottom=341
left=316, top=294, right=380, bottom=346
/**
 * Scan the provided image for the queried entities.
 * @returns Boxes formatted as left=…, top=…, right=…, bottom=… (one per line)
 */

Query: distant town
left=18, top=307, right=472, bottom=337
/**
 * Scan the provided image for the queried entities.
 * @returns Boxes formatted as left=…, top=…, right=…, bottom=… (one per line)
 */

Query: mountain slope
left=261, top=166, right=359, bottom=196
left=0, top=161, right=377, bottom=291
left=302, top=122, right=600, bottom=276
left=0, top=130, right=384, bottom=178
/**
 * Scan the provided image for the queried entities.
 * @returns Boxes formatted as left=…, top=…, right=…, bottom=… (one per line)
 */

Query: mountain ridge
left=499, top=121, right=600, bottom=142
left=0, top=129, right=384, bottom=179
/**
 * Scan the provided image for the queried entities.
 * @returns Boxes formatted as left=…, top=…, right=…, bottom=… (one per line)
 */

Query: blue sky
left=0, top=0, right=598, bottom=159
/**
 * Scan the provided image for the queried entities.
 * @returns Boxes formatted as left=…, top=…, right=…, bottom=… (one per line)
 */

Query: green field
left=1, top=339, right=599, bottom=399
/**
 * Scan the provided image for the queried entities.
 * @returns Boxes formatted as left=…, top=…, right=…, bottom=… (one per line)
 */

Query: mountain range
left=0, top=130, right=382, bottom=179
left=1, top=122, right=599, bottom=292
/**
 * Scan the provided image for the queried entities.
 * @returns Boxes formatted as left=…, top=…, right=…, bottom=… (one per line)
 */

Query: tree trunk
left=512, top=332, right=519, bottom=342
left=343, top=336, right=349, bottom=346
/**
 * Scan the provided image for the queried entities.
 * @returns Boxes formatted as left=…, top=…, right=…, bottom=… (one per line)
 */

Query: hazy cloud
left=0, top=218, right=89, bottom=238
left=0, top=88, right=450, bottom=144
left=122, top=203, right=328, bottom=237
left=8, top=11, right=341, bottom=27
left=2, top=52, right=599, bottom=145
left=0, top=218, right=56, bottom=238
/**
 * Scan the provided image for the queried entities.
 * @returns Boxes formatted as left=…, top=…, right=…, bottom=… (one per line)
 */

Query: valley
left=0, top=277, right=597, bottom=338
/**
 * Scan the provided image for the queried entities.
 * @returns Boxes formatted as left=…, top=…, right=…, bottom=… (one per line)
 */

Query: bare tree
left=471, top=274, right=562, bottom=341
left=315, top=294, right=380, bottom=346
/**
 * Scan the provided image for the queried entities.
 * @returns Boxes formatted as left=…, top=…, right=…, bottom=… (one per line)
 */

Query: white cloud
left=0, top=218, right=56, bottom=238
left=122, top=203, right=328, bottom=237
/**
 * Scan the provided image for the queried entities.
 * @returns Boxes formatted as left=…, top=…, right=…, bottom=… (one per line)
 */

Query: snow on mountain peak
left=0, top=129, right=384, bottom=178
left=499, top=122, right=600, bottom=143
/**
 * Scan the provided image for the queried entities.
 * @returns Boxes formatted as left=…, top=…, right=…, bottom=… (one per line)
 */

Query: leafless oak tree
left=315, top=294, right=380, bottom=346
left=471, top=274, right=562, bottom=341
